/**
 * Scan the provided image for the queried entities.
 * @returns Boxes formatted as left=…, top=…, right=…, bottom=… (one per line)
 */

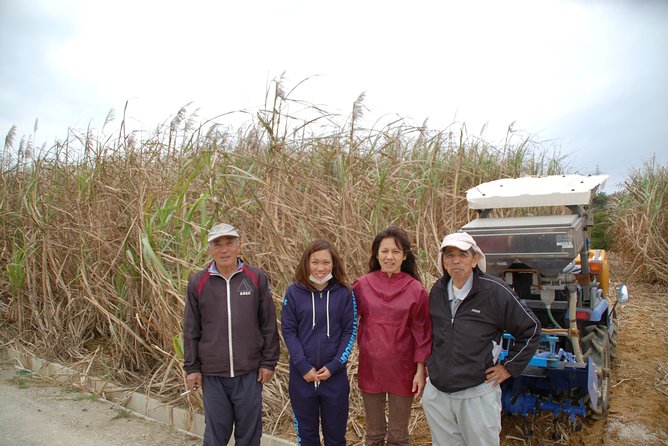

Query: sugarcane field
left=1, top=94, right=667, bottom=445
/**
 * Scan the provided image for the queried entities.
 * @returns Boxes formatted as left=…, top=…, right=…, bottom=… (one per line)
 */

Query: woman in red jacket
left=353, top=226, right=432, bottom=446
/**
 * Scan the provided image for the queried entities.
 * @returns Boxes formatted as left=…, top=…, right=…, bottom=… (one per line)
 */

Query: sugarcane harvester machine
left=462, top=174, right=629, bottom=421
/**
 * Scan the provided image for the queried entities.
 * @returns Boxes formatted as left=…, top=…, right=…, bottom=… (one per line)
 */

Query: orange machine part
left=576, top=249, right=610, bottom=297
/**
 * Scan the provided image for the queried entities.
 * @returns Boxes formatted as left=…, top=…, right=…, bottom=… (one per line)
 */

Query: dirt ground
left=0, top=358, right=201, bottom=446
left=500, top=256, right=668, bottom=446
left=1, top=256, right=666, bottom=445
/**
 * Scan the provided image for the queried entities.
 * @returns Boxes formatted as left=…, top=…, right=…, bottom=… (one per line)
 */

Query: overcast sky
left=1, top=0, right=667, bottom=191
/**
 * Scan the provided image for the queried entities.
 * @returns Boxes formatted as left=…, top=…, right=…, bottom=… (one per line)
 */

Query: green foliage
left=172, top=334, right=184, bottom=361
left=591, top=210, right=612, bottom=250
left=5, top=242, right=26, bottom=292
left=590, top=192, right=612, bottom=250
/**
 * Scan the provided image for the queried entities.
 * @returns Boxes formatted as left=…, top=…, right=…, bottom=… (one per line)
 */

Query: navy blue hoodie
left=281, top=281, right=357, bottom=377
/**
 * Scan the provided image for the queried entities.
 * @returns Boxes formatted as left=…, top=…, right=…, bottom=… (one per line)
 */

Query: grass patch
left=111, top=408, right=133, bottom=420
left=10, top=370, right=39, bottom=389
left=62, top=386, right=81, bottom=393
left=10, top=378, right=29, bottom=389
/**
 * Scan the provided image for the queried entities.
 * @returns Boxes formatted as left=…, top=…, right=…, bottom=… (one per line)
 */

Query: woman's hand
left=412, top=362, right=426, bottom=398
left=303, top=368, right=319, bottom=382
left=316, top=366, right=331, bottom=381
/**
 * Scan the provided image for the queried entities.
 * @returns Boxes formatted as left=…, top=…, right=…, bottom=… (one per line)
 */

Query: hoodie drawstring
left=326, top=290, right=330, bottom=338
left=311, top=292, right=316, bottom=329
left=311, top=290, right=331, bottom=339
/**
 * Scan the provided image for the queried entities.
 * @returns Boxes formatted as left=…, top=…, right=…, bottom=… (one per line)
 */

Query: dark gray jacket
left=426, top=268, right=541, bottom=393
left=183, top=260, right=280, bottom=377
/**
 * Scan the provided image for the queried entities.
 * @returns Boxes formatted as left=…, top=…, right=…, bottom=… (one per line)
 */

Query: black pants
left=203, top=372, right=262, bottom=446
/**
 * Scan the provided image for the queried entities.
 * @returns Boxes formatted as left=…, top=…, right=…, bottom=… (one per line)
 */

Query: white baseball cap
left=437, top=231, right=487, bottom=274
left=207, top=223, right=240, bottom=242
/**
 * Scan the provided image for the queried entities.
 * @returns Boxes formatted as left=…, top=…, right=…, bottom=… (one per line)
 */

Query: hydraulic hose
left=568, top=287, right=584, bottom=363
left=546, top=304, right=562, bottom=329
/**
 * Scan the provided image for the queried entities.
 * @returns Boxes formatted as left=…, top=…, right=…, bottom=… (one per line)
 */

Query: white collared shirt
left=447, top=273, right=474, bottom=316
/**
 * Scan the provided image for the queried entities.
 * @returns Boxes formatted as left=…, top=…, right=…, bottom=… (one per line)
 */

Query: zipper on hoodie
left=316, top=291, right=322, bottom=369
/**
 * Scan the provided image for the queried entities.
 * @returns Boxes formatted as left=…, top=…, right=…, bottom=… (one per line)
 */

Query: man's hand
left=485, top=363, right=511, bottom=386
left=186, top=372, right=202, bottom=391
left=257, top=367, right=274, bottom=384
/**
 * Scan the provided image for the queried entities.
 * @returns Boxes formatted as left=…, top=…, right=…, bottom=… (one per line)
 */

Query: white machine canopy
left=466, top=174, right=608, bottom=210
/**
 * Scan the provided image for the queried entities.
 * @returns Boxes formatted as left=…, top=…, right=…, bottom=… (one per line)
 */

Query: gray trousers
left=422, top=380, right=501, bottom=446
left=203, top=372, right=263, bottom=446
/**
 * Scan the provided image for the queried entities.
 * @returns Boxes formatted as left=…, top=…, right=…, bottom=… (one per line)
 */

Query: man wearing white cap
left=422, top=231, right=541, bottom=446
left=183, top=223, right=280, bottom=446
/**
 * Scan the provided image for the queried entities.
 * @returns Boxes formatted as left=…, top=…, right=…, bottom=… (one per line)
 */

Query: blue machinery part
left=499, top=334, right=578, bottom=368
left=589, top=299, right=608, bottom=323
left=499, top=334, right=595, bottom=423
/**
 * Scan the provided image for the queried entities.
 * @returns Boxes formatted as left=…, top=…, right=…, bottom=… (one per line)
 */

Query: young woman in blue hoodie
left=281, top=239, right=358, bottom=446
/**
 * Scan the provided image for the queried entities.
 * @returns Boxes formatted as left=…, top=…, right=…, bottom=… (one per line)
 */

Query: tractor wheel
left=609, top=308, right=620, bottom=361
left=581, top=324, right=611, bottom=419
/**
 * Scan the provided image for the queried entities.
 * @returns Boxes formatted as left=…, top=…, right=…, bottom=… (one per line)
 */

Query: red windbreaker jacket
left=353, top=270, right=432, bottom=396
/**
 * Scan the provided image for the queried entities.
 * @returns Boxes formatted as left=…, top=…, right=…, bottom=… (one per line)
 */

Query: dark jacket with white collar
left=426, top=268, right=541, bottom=393
left=183, top=259, right=280, bottom=377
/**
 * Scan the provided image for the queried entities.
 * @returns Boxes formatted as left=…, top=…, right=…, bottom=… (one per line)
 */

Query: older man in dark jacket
left=423, top=232, right=541, bottom=446
left=183, top=223, right=280, bottom=446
